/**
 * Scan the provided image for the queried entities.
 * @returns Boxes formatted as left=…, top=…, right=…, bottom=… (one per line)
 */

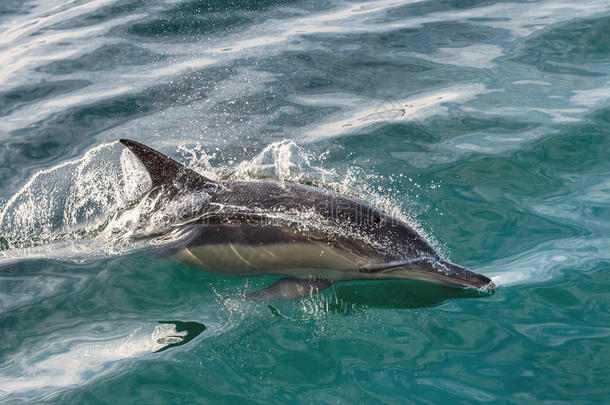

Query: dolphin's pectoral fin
left=244, top=278, right=336, bottom=301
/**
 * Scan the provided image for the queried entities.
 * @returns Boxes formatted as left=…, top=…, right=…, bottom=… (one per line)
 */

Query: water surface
left=1, top=0, right=610, bottom=402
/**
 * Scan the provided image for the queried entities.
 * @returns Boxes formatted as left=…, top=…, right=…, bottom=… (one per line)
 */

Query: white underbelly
left=172, top=242, right=369, bottom=280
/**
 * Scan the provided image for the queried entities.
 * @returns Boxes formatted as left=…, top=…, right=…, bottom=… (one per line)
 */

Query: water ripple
left=1, top=0, right=610, bottom=402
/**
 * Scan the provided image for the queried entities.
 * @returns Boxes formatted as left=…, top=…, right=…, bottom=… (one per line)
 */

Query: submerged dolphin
left=119, top=139, right=494, bottom=301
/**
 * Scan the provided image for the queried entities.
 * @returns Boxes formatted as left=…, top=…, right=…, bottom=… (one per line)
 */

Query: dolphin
left=119, top=139, right=494, bottom=301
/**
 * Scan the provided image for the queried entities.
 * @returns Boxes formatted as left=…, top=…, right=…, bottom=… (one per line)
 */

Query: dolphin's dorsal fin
left=119, top=139, right=217, bottom=192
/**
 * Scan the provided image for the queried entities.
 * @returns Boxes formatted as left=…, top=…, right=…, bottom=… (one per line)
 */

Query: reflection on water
left=0, top=319, right=206, bottom=398
left=153, top=321, right=206, bottom=353
left=333, top=279, right=491, bottom=309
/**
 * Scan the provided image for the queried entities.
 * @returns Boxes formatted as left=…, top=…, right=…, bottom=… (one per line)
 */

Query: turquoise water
left=1, top=0, right=610, bottom=402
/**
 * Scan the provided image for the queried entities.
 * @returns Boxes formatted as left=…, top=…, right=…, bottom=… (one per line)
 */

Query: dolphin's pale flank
left=119, top=139, right=495, bottom=301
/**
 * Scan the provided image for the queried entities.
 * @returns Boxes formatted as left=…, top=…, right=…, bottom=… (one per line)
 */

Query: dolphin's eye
left=373, top=214, right=382, bottom=224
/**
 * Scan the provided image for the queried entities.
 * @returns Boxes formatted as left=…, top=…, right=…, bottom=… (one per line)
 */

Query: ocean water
left=1, top=0, right=609, bottom=402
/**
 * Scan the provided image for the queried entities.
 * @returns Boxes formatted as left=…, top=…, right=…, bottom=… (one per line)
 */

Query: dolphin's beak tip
left=478, top=279, right=496, bottom=293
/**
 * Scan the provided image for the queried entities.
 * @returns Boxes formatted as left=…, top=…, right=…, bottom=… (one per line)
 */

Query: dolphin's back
left=210, top=180, right=438, bottom=260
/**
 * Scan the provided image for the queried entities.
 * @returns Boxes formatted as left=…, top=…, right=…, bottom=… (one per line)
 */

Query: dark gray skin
left=120, top=139, right=494, bottom=301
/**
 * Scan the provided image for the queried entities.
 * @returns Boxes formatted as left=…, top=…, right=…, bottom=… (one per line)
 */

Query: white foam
left=485, top=237, right=610, bottom=287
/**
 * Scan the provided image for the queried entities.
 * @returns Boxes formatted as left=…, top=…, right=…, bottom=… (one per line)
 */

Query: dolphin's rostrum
left=119, top=139, right=495, bottom=301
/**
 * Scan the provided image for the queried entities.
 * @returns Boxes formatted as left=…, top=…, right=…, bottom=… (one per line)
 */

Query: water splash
left=0, top=139, right=429, bottom=263
left=227, top=140, right=337, bottom=185
left=0, top=142, right=149, bottom=251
